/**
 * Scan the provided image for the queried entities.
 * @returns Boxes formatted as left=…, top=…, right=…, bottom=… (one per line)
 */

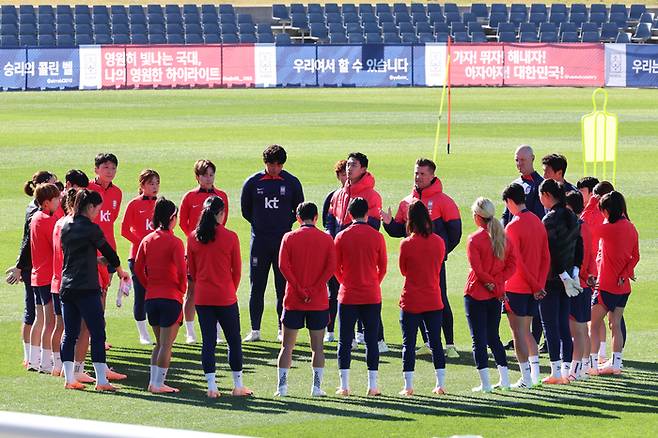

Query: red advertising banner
left=504, top=43, right=604, bottom=86
left=100, top=45, right=222, bottom=88
left=222, top=44, right=255, bottom=87
left=447, top=43, right=604, bottom=87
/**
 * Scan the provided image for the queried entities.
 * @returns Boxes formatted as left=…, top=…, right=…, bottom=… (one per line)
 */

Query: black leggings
left=60, top=290, right=106, bottom=363
left=196, top=303, right=243, bottom=374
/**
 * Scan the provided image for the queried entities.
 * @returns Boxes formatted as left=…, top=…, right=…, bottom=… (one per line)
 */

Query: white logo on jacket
left=265, top=197, right=279, bottom=209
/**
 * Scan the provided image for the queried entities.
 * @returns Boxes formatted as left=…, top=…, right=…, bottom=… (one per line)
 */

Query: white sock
left=529, top=355, right=540, bottom=385
left=569, top=360, right=580, bottom=377
left=63, top=361, right=75, bottom=384
left=550, top=360, right=562, bottom=379
left=435, top=368, right=446, bottom=388
left=53, top=352, right=62, bottom=370
left=561, top=362, right=570, bottom=379
left=149, top=365, right=157, bottom=387
left=312, top=367, right=324, bottom=391
left=277, top=368, right=289, bottom=393
left=40, top=349, right=53, bottom=370
left=74, top=361, right=84, bottom=375
left=339, top=369, right=349, bottom=390
left=185, top=321, right=196, bottom=337
left=599, top=341, right=607, bottom=357
left=232, top=371, right=243, bottom=388
left=497, top=365, right=510, bottom=387
left=478, top=368, right=491, bottom=389
left=590, top=354, right=599, bottom=370
left=612, top=352, right=622, bottom=370
left=581, top=356, right=590, bottom=374
left=29, top=345, right=40, bottom=367
left=154, top=366, right=168, bottom=387
left=403, top=371, right=413, bottom=390
left=23, top=341, right=29, bottom=362
left=520, top=361, right=532, bottom=386
left=367, top=370, right=378, bottom=390
left=136, top=320, right=150, bottom=339
left=93, top=362, right=109, bottom=386
left=206, top=372, right=218, bottom=392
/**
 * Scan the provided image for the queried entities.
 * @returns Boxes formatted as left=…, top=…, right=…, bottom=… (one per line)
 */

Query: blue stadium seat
left=366, top=32, right=382, bottom=43
left=221, top=23, right=237, bottom=34
left=569, top=13, right=587, bottom=27
left=519, top=22, right=537, bottom=35
left=203, top=13, right=219, bottom=24
left=167, top=23, right=184, bottom=35
left=19, top=23, right=36, bottom=36
left=615, top=31, right=630, bottom=43
left=131, top=23, right=147, bottom=35
left=328, top=22, right=345, bottom=34
left=489, top=12, right=508, bottom=28
left=359, top=4, right=374, bottom=15
left=1, top=35, right=19, bottom=47
left=348, top=32, right=364, bottom=43
left=530, top=4, right=547, bottom=15
left=410, top=3, right=426, bottom=14
left=275, top=32, right=291, bottom=44
left=329, top=32, right=347, bottom=43
left=238, top=14, right=253, bottom=25
left=149, top=33, right=166, bottom=44
left=74, top=5, right=90, bottom=16
left=471, top=31, right=487, bottom=42
left=75, top=14, right=92, bottom=25
left=529, top=13, right=547, bottom=25
left=94, top=23, right=111, bottom=35
left=93, top=14, right=110, bottom=25
left=445, top=12, right=461, bottom=24
left=427, top=4, right=442, bottom=14
left=218, top=5, right=235, bottom=15
left=444, top=3, right=459, bottom=14
left=581, top=23, right=599, bottom=34
left=342, top=4, right=357, bottom=15
left=429, top=12, right=445, bottom=26
left=56, top=34, right=75, bottom=46
left=639, top=12, right=654, bottom=24
left=165, top=5, right=181, bottom=15
left=591, top=4, right=608, bottom=16
left=94, top=34, right=112, bottom=44
left=380, top=22, right=395, bottom=34
left=412, top=12, right=428, bottom=25
left=112, top=34, right=130, bottom=44
left=399, top=21, right=414, bottom=34
left=540, top=31, right=558, bottom=42
left=20, top=14, right=36, bottom=25
left=240, top=33, right=257, bottom=43
left=111, top=14, right=128, bottom=25
left=19, top=34, right=37, bottom=46
left=491, top=4, right=508, bottom=15
left=384, top=32, right=401, bottom=43
left=511, top=4, right=528, bottom=15
left=128, top=5, right=144, bottom=15
left=182, top=5, right=198, bottom=15
left=307, top=4, right=322, bottom=16
left=344, top=12, right=360, bottom=24
left=129, top=33, right=147, bottom=44
left=204, top=33, right=221, bottom=43
left=414, top=21, right=430, bottom=34
left=92, top=5, right=108, bottom=15
left=418, top=32, right=435, bottom=43
left=19, top=5, right=35, bottom=15
left=471, top=3, right=488, bottom=19
left=375, top=3, right=391, bottom=15
left=147, top=5, right=163, bottom=15
left=497, top=22, right=516, bottom=35
left=610, top=4, right=627, bottom=18
left=325, top=3, right=340, bottom=14
left=561, top=31, right=579, bottom=42
left=40, top=23, right=57, bottom=35
left=519, top=32, right=538, bottom=42
left=434, top=23, right=450, bottom=34
left=510, top=12, right=527, bottom=27
left=435, top=32, right=450, bottom=42
left=57, top=14, right=74, bottom=25
left=498, top=31, right=516, bottom=42
left=272, top=4, right=289, bottom=21
left=184, top=13, right=200, bottom=25
left=451, top=22, right=467, bottom=34
left=185, top=23, right=202, bottom=35
left=539, top=22, right=557, bottom=34
left=609, top=12, right=628, bottom=28
left=393, top=3, right=408, bottom=14
left=166, top=13, right=182, bottom=24
left=111, top=5, right=127, bottom=15
left=75, top=34, right=93, bottom=45
left=559, top=22, right=578, bottom=36
left=461, top=12, right=476, bottom=24
left=222, top=33, right=239, bottom=43
left=600, top=23, right=619, bottom=41
left=37, top=15, right=54, bottom=25
left=202, top=23, right=219, bottom=35
left=395, top=12, right=411, bottom=25
left=291, top=13, right=308, bottom=31
left=310, top=22, right=328, bottom=40
left=325, top=12, right=340, bottom=24
left=149, top=24, right=165, bottom=35
left=453, top=31, right=470, bottom=42
left=632, top=23, right=651, bottom=42
left=581, top=31, right=600, bottom=42
left=37, top=6, right=52, bottom=15
left=131, top=14, right=146, bottom=25
left=111, top=22, right=129, bottom=35
left=345, top=23, right=363, bottom=34
left=401, top=32, right=417, bottom=43
left=308, top=13, right=324, bottom=24
left=468, top=21, right=484, bottom=34
left=257, top=32, right=274, bottom=43
left=185, top=33, right=204, bottom=44
left=148, top=13, right=165, bottom=25
left=549, top=12, right=566, bottom=26
left=239, top=23, right=256, bottom=34
left=75, top=23, right=92, bottom=35
left=570, top=4, right=588, bottom=17
left=378, top=12, right=394, bottom=25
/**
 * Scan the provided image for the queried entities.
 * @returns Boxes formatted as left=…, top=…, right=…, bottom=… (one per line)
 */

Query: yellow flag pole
left=433, top=54, right=451, bottom=163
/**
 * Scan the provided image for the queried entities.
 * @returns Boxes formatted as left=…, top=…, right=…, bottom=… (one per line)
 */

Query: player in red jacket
left=502, top=183, right=550, bottom=388
left=398, top=201, right=447, bottom=396
left=334, top=198, right=387, bottom=396
left=589, top=192, right=639, bottom=376
left=179, top=159, right=230, bottom=344
left=121, top=169, right=160, bottom=344
left=465, top=198, right=516, bottom=392
left=135, top=198, right=187, bottom=393
left=275, top=202, right=336, bottom=397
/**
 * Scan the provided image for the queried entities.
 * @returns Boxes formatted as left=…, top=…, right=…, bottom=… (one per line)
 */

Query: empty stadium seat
left=601, top=23, right=620, bottom=41
left=204, top=33, right=221, bottom=43
left=540, top=31, right=558, bottom=42
left=239, top=33, right=256, bottom=43
left=453, top=31, right=470, bottom=42
left=56, top=33, right=75, bottom=46
left=94, top=33, right=112, bottom=44
left=384, top=32, right=401, bottom=43
left=471, top=31, right=487, bottom=42
left=519, top=32, right=537, bottom=42
left=258, top=32, right=275, bottom=43
left=615, top=31, right=630, bottom=43
left=329, top=32, right=347, bottom=43
left=632, top=23, right=652, bottom=42
left=581, top=31, right=600, bottom=42
left=275, top=32, right=292, bottom=44
left=112, top=34, right=130, bottom=44
left=366, top=32, right=382, bottom=43
left=435, top=32, right=450, bottom=42
left=348, top=32, right=364, bottom=43
left=629, top=4, right=646, bottom=21
left=418, top=32, right=434, bottom=43
left=19, top=34, right=37, bottom=46
left=561, top=31, right=579, bottom=42
left=185, top=33, right=204, bottom=44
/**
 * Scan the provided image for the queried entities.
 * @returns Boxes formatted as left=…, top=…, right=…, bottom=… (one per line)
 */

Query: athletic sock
left=62, top=361, right=75, bottom=384
left=581, top=356, right=590, bottom=374
left=339, top=369, right=349, bottom=391
left=40, top=349, right=53, bottom=371
left=590, top=354, right=599, bottom=370
left=74, top=361, right=84, bottom=375
left=277, top=367, right=289, bottom=394
left=497, top=365, right=510, bottom=387
left=560, top=361, right=569, bottom=379
left=520, top=361, right=532, bottom=386
left=53, top=352, right=62, bottom=370
left=232, top=371, right=243, bottom=388
left=598, top=341, right=607, bottom=357
left=93, top=362, right=109, bottom=386
left=22, top=341, right=29, bottom=363
left=367, top=370, right=378, bottom=390
left=569, top=360, right=580, bottom=377
left=478, top=368, right=491, bottom=389
left=206, top=372, right=218, bottom=392
left=550, top=360, right=562, bottom=379
left=612, top=352, right=623, bottom=370
left=149, top=365, right=157, bottom=388
left=529, top=355, right=540, bottom=385
left=185, top=321, right=196, bottom=337
left=29, top=345, right=40, bottom=368
left=136, top=320, right=150, bottom=340
left=435, top=368, right=446, bottom=389
left=403, top=371, right=413, bottom=390
left=312, top=367, right=324, bottom=391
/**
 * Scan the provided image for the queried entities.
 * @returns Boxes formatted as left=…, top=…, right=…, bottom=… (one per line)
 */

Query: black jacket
left=60, top=215, right=120, bottom=293
left=543, top=203, right=583, bottom=279
left=15, top=201, right=39, bottom=271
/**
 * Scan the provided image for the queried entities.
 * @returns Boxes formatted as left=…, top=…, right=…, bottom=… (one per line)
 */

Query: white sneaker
left=510, top=378, right=529, bottom=390
left=378, top=340, right=389, bottom=353
left=311, top=387, right=327, bottom=397
left=277, top=330, right=283, bottom=342
left=274, top=387, right=287, bottom=397
left=351, top=338, right=359, bottom=350
left=243, top=330, right=261, bottom=342
left=472, top=384, right=493, bottom=393
left=323, top=331, right=335, bottom=343
left=355, top=332, right=365, bottom=344
left=139, top=336, right=152, bottom=345
left=185, top=333, right=197, bottom=344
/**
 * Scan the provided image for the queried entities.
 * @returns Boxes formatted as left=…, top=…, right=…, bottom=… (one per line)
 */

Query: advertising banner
left=254, top=43, right=277, bottom=88
left=316, top=44, right=412, bottom=87
left=275, top=45, right=317, bottom=86
left=605, top=43, right=627, bottom=87
left=26, top=48, right=79, bottom=89
left=222, top=44, right=255, bottom=87
left=450, top=43, right=504, bottom=86
left=0, top=48, right=27, bottom=90
left=625, top=44, right=658, bottom=88
left=413, top=43, right=447, bottom=87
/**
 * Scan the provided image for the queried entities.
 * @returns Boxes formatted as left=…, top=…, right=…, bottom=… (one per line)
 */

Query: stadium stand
left=0, top=3, right=656, bottom=47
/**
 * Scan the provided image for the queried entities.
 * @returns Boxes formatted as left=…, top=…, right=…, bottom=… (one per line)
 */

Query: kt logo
left=265, top=197, right=279, bottom=209
left=99, top=210, right=111, bottom=222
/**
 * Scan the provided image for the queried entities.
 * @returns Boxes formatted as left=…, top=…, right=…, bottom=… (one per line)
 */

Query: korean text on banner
left=275, top=45, right=317, bottom=86
left=625, top=44, right=658, bottom=88
left=450, top=44, right=504, bottom=86
left=222, top=44, right=255, bottom=87
left=26, top=48, right=79, bottom=89
left=0, top=49, right=27, bottom=90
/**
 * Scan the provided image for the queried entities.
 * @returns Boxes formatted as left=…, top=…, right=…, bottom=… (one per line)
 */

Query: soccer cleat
left=64, top=381, right=86, bottom=390
left=39, top=365, right=54, bottom=374
left=242, top=330, right=261, bottom=342
left=139, top=336, right=153, bottom=345
left=432, top=387, right=446, bottom=395
left=577, top=371, right=589, bottom=381
left=207, top=389, right=221, bottom=398
left=542, top=376, right=568, bottom=385
left=95, top=383, right=117, bottom=392
left=311, top=387, right=327, bottom=397
left=510, top=379, right=529, bottom=390
left=51, top=367, right=62, bottom=377
left=398, top=388, right=414, bottom=397
left=185, top=334, right=197, bottom=344
left=378, top=340, right=389, bottom=353
left=75, top=372, right=96, bottom=383
left=355, top=332, right=365, bottom=344
left=598, top=366, right=622, bottom=376
left=366, top=388, right=382, bottom=397
left=323, top=331, right=335, bottom=343
left=232, top=387, right=254, bottom=397
left=445, top=345, right=460, bottom=359
left=274, top=387, right=288, bottom=397
left=598, top=355, right=608, bottom=365
left=277, top=330, right=283, bottom=343
left=492, top=382, right=511, bottom=391
left=567, top=374, right=578, bottom=383
left=472, top=385, right=493, bottom=393
left=587, top=367, right=600, bottom=376
left=106, top=369, right=127, bottom=381
left=335, top=388, right=350, bottom=396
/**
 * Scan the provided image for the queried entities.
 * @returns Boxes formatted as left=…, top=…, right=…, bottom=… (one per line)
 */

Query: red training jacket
left=179, top=187, right=229, bottom=236
left=88, top=179, right=122, bottom=250
left=50, top=215, right=70, bottom=293
left=399, top=232, right=446, bottom=313
left=135, top=229, right=187, bottom=303
left=329, top=172, right=382, bottom=228
left=121, top=195, right=157, bottom=260
left=597, top=219, right=639, bottom=294
left=30, top=210, right=57, bottom=287
left=465, top=227, right=516, bottom=300
left=504, top=210, right=550, bottom=294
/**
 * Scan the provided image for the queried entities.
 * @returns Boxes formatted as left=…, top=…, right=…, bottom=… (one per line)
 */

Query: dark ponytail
left=153, top=197, right=177, bottom=231
left=24, top=171, right=54, bottom=197
left=539, top=179, right=566, bottom=205
left=406, top=200, right=433, bottom=237
left=62, top=188, right=78, bottom=215
left=195, top=196, right=225, bottom=244
left=599, top=191, right=628, bottom=223
left=73, top=189, right=103, bottom=216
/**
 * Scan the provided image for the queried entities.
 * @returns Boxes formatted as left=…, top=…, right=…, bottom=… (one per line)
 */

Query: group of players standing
left=7, top=143, right=639, bottom=397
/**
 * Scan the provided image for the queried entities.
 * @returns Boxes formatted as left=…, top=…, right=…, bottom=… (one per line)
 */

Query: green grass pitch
left=0, top=87, right=656, bottom=437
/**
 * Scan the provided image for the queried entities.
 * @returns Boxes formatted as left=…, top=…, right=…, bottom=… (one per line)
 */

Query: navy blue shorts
left=51, top=293, right=62, bottom=316
left=504, top=292, right=537, bottom=317
left=595, top=290, right=629, bottom=312
left=569, top=287, right=592, bottom=323
left=281, top=309, right=329, bottom=331
left=34, top=285, right=52, bottom=306
left=145, top=298, right=183, bottom=328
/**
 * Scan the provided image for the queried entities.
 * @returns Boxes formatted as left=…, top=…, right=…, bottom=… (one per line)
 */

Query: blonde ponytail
left=471, top=197, right=506, bottom=260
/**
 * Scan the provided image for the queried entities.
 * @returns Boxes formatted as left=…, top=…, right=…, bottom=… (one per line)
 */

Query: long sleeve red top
left=504, top=210, right=550, bottom=294
left=120, top=195, right=157, bottom=260
left=399, top=232, right=446, bottom=313
left=465, top=227, right=516, bottom=300
left=179, top=187, right=229, bottom=236
left=580, top=196, right=605, bottom=270
left=186, top=224, right=241, bottom=307
left=578, top=220, right=598, bottom=288
left=88, top=180, right=122, bottom=250
left=50, top=215, right=70, bottom=294
left=134, top=229, right=187, bottom=303
left=279, top=224, right=336, bottom=311
left=597, top=218, right=639, bottom=294
left=334, top=222, right=387, bottom=305
left=30, top=209, right=58, bottom=287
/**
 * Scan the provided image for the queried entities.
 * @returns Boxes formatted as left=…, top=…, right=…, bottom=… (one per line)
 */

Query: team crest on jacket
left=427, top=200, right=433, bottom=214
left=280, top=186, right=286, bottom=196
left=112, top=200, right=117, bottom=209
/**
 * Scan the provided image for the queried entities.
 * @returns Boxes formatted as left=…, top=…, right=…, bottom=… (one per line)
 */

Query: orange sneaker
left=232, top=387, right=254, bottom=397
left=587, top=368, right=600, bottom=376
left=64, top=381, right=85, bottom=390
left=106, top=369, right=127, bottom=381
left=75, top=372, right=96, bottom=383
left=398, top=388, right=414, bottom=397
left=432, top=387, right=446, bottom=395
left=207, top=389, right=221, bottom=398
left=51, top=368, right=62, bottom=377
left=95, top=383, right=117, bottom=392
left=598, top=366, right=622, bottom=376
left=542, top=376, right=568, bottom=385
left=335, top=388, right=351, bottom=396
left=367, top=388, right=382, bottom=397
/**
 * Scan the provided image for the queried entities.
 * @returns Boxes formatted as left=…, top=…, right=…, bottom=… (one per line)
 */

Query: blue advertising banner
left=316, top=44, right=412, bottom=86
left=26, top=48, right=80, bottom=89
left=625, top=44, right=658, bottom=88
left=275, top=45, right=317, bottom=86
left=0, top=49, right=28, bottom=90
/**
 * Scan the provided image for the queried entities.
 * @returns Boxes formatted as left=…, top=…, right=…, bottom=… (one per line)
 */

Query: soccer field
left=0, top=87, right=656, bottom=437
